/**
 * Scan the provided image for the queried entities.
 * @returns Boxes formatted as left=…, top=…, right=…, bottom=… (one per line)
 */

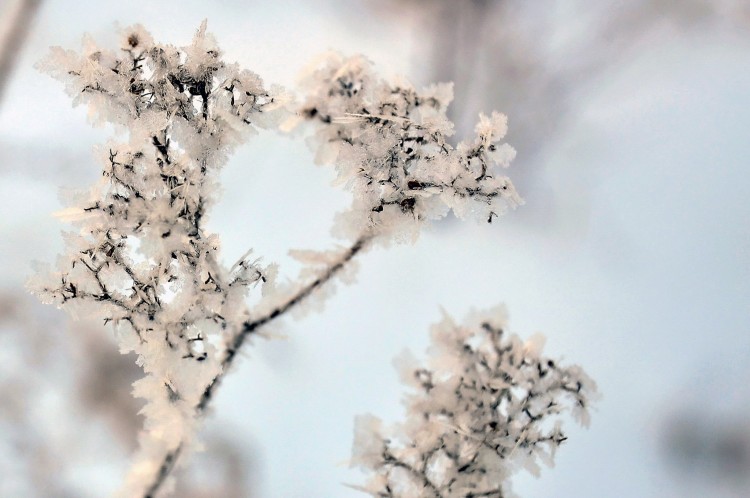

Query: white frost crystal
left=299, top=54, right=522, bottom=242
left=351, top=307, right=597, bottom=497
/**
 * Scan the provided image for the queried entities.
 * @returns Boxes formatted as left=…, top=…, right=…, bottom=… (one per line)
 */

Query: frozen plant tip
left=24, top=21, right=574, bottom=498
left=299, top=53, right=521, bottom=242
left=350, top=306, right=597, bottom=498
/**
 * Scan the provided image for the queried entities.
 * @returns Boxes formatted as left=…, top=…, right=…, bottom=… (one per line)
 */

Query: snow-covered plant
left=28, top=22, right=590, bottom=497
left=350, top=306, right=597, bottom=497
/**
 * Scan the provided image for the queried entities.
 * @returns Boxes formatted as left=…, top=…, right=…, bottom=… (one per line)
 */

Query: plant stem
left=142, top=233, right=372, bottom=497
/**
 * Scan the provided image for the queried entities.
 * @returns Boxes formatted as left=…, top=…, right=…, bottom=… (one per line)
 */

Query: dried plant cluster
left=29, top=23, right=594, bottom=497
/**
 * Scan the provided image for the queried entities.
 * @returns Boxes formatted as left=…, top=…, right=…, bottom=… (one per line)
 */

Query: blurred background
left=1, top=0, right=749, bottom=496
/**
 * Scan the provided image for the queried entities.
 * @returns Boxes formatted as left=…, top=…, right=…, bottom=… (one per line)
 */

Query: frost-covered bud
left=351, top=306, right=597, bottom=497
left=299, top=54, right=522, bottom=242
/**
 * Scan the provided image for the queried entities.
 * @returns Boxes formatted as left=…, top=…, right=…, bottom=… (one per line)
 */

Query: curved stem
left=141, top=234, right=372, bottom=497
left=199, top=233, right=371, bottom=411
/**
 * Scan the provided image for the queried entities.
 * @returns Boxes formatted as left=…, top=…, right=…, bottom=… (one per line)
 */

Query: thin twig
left=143, top=444, right=182, bottom=498
left=142, top=234, right=372, bottom=497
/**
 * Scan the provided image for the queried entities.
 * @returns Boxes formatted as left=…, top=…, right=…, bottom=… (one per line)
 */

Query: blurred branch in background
left=0, top=292, right=77, bottom=497
left=0, top=0, right=42, bottom=104
left=366, top=0, right=749, bottom=151
left=661, top=411, right=750, bottom=497
left=0, top=290, right=144, bottom=496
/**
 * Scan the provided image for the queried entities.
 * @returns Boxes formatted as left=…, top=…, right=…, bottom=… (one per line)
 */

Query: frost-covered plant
left=30, top=22, right=288, bottom=496
left=296, top=53, right=520, bottom=242
left=27, top=21, right=590, bottom=498
left=350, top=306, right=596, bottom=497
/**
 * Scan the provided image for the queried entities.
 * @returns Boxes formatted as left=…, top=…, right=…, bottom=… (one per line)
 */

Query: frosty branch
left=350, top=307, right=597, bottom=497
left=198, top=232, right=372, bottom=413
left=29, top=22, right=592, bottom=497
